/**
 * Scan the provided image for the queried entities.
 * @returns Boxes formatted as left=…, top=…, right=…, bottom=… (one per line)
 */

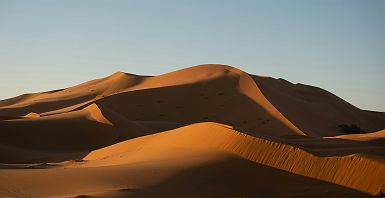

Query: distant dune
left=0, top=64, right=384, bottom=197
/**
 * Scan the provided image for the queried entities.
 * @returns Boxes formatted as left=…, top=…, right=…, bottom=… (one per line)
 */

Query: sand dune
left=0, top=122, right=381, bottom=197
left=1, top=65, right=304, bottom=136
left=0, top=103, right=116, bottom=162
left=0, top=64, right=384, bottom=197
left=2, top=64, right=383, bottom=137
left=83, top=123, right=385, bottom=195
left=331, top=129, right=385, bottom=141
left=89, top=65, right=303, bottom=137
left=1, top=152, right=371, bottom=198
left=0, top=72, right=147, bottom=117
left=252, top=75, right=385, bottom=136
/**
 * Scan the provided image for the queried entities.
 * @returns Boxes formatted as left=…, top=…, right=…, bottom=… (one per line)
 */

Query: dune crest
left=24, top=112, right=41, bottom=118
left=83, top=103, right=112, bottom=125
left=331, top=129, right=385, bottom=141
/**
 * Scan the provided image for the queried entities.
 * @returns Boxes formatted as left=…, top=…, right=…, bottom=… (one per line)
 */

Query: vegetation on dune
left=338, top=124, right=365, bottom=134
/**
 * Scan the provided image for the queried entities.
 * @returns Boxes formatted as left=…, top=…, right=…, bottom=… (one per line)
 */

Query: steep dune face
left=252, top=75, right=385, bottom=136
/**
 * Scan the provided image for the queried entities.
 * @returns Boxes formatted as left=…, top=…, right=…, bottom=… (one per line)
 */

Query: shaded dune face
left=93, top=74, right=301, bottom=137
left=0, top=104, right=117, bottom=152
left=0, top=64, right=384, bottom=197
left=252, top=75, right=385, bottom=136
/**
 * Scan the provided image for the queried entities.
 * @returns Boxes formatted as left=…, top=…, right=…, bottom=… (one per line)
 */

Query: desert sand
left=0, top=64, right=384, bottom=197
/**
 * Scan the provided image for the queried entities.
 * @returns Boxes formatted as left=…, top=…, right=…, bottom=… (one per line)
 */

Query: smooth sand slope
left=0, top=64, right=384, bottom=197
left=0, top=123, right=380, bottom=197
left=83, top=123, right=385, bottom=194
left=0, top=72, right=147, bottom=116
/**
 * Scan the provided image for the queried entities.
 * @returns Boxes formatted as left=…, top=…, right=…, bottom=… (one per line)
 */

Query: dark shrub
left=338, top=124, right=365, bottom=134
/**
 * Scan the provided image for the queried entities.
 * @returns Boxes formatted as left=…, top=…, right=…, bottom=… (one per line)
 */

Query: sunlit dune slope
left=84, top=122, right=385, bottom=195
left=0, top=122, right=377, bottom=198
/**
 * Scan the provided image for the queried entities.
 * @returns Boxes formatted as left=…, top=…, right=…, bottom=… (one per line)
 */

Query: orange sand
left=0, top=64, right=384, bottom=197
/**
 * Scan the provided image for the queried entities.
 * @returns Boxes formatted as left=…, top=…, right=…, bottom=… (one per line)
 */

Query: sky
left=0, top=0, right=384, bottom=111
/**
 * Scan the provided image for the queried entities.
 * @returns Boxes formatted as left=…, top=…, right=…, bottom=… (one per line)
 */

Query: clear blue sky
left=0, top=0, right=384, bottom=111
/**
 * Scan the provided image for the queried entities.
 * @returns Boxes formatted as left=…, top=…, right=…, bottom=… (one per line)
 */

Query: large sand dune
left=0, top=64, right=384, bottom=197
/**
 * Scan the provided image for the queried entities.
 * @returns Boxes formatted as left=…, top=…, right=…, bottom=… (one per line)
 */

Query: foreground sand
left=0, top=64, right=384, bottom=197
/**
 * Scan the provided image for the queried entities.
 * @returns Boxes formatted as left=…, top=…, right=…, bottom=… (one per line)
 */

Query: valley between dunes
left=0, top=64, right=384, bottom=197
